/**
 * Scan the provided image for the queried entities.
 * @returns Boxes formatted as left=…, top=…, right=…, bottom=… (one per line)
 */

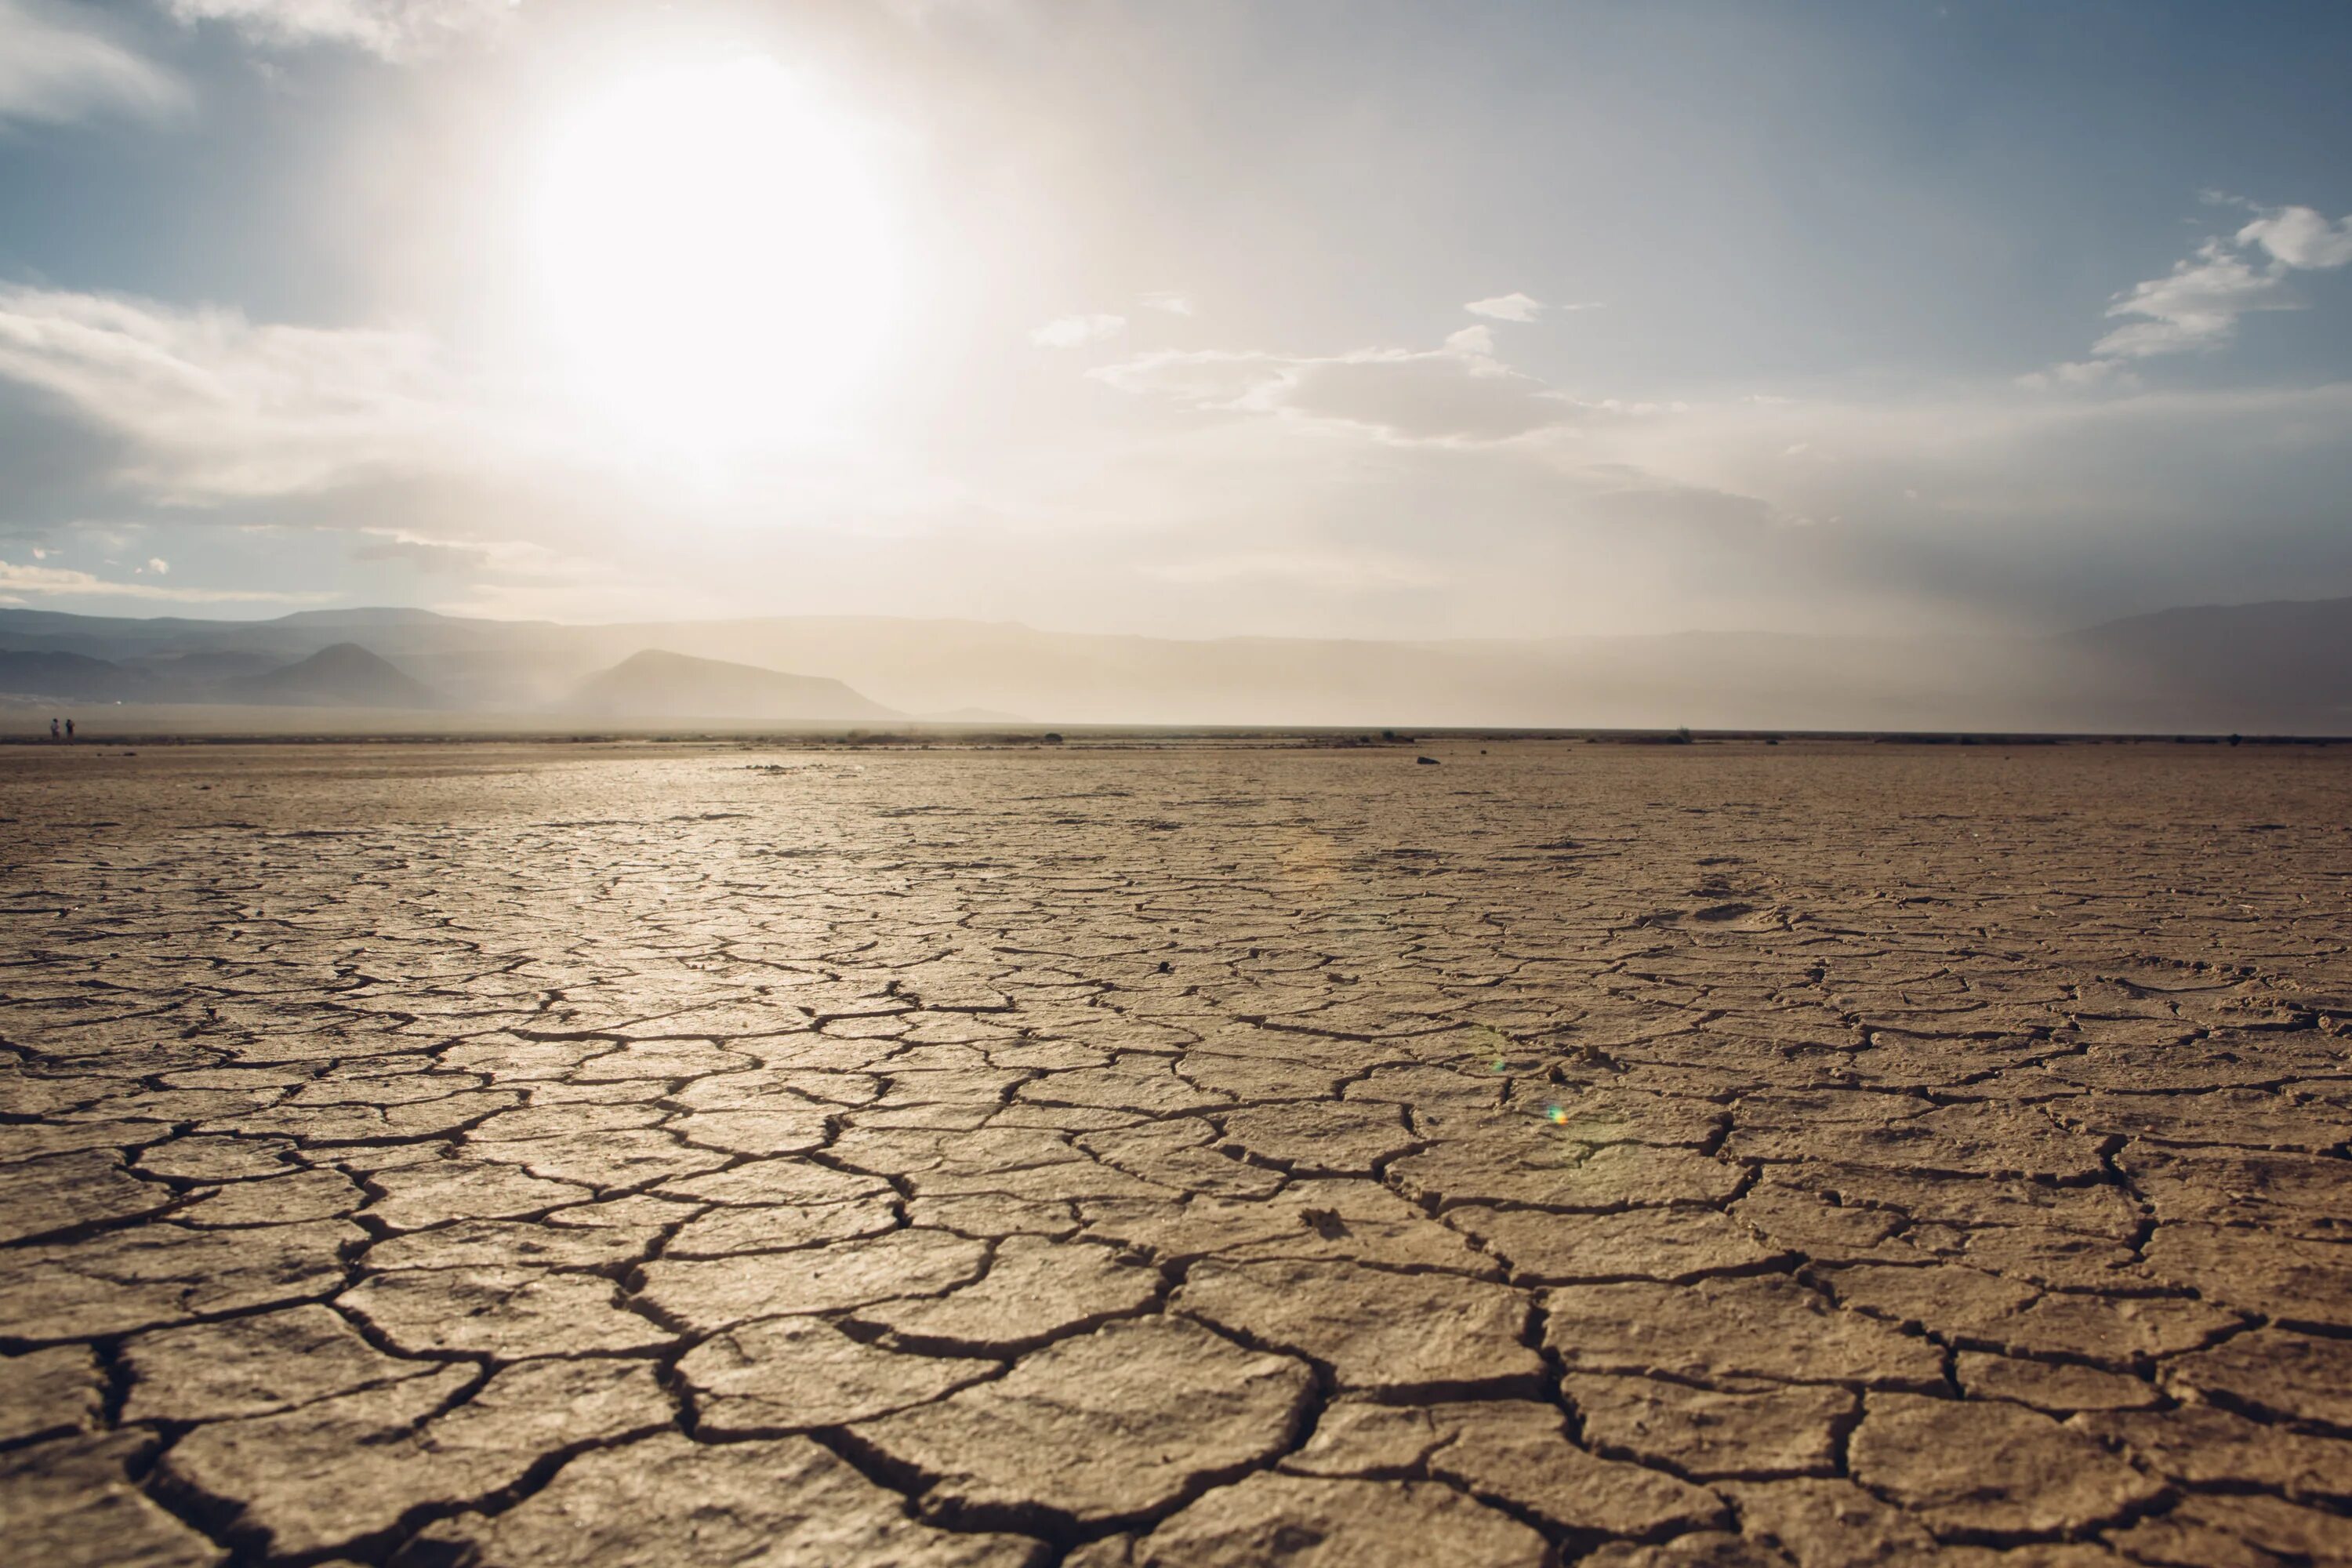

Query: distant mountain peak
left=570, top=648, right=900, bottom=723
left=270, top=607, right=453, bottom=626
left=7, top=596, right=2351, bottom=731
left=226, top=642, right=441, bottom=709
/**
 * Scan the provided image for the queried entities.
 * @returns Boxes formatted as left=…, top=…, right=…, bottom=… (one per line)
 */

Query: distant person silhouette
left=64, top=718, right=74, bottom=740
left=49, top=718, right=60, bottom=741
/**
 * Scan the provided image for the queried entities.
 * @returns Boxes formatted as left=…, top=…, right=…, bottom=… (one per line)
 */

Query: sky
left=0, top=0, right=2349, bottom=638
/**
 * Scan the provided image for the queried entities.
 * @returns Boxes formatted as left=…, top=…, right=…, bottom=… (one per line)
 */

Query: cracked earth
left=3, top=739, right=2350, bottom=1567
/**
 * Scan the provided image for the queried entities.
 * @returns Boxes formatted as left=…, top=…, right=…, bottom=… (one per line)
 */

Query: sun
left=530, top=56, right=899, bottom=453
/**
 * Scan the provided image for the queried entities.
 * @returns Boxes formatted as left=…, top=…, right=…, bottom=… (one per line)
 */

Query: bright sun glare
left=532, top=56, right=898, bottom=453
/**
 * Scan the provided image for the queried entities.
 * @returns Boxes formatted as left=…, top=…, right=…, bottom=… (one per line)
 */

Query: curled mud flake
left=0, top=1221, right=363, bottom=1342
left=636, top=1228, right=992, bottom=1334
left=402, top=1432, right=1047, bottom=1567
left=681, top=1313, right=1004, bottom=1434
left=1541, top=1275, right=1945, bottom=1390
left=339, top=1265, right=676, bottom=1358
left=0, top=1345, right=103, bottom=1444
left=1952, top=1351, right=2161, bottom=1414
left=1, top=1430, right=223, bottom=1568
left=2103, top=1491, right=2352, bottom=1568
left=850, top=1234, right=1162, bottom=1355
left=662, top=1193, right=901, bottom=1259
left=2142, top=1223, right=2352, bottom=1330
left=1424, top=1398, right=1733, bottom=1538
left=123, top=1304, right=437, bottom=1424
left=1447, top=1203, right=1786, bottom=1284
left=1177, top=1258, right=1544, bottom=1398
left=847, top=1316, right=1313, bottom=1530
left=1850, top=1393, right=2165, bottom=1538
left=0, top=1149, right=172, bottom=1243
left=1562, top=1372, right=1855, bottom=1479
left=162, top=1359, right=668, bottom=1559
left=1123, top=1472, right=1549, bottom=1566
left=2161, top=1327, right=2352, bottom=1430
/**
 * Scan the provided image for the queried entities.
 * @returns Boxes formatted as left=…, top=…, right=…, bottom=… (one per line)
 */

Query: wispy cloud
left=0, top=557, right=324, bottom=602
left=1071, top=281, right=2352, bottom=630
left=0, top=283, right=484, bottom=499
left=2092, top=241, right=2297, bottom=359
left=0, top=0, right=185, bottom=125
left=2046, top=200, right=2352, bottom=378
left=1139, top=292, right=1194, bottom=317
left=1148, top=547, right=1438, bottom=591
left=1093, top=328, right=1580, bottom=444
left=1463, top=292, right=1545, bottom=322
left=350, top=532, right=494, bottom=574
left=161, top=0, right=517, bottom=60
left=2024, top=358, right=2133, bottom=390
left=1029, top=313, right=1127, bottom=349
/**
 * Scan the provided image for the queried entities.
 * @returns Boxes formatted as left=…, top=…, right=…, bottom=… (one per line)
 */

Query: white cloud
left=162, top=0, right=517, bottom=60
left=2017, top=358, right=2132, bottom=390
left=1013, top=354, right=2352, bottom=638
left=1087, top=347, right=1267, bottom=405
left=145, top=556, right=169, bottom=574
left=0, top=0, right=185, bottom=125
left=1149, top=548, right=1437, bottom=591
left=2051, top=199, right=2352, bottom=377
left=350, top=530, right=494, bottom=574
left=1281, top=350, right=1572, bottom=442
left=1029, top=312, right=1127, bottom=349
left=0, top=284, right=487, bottom=500
left=0, top=557, right=323, bottom=602
left=1464, top=292, right=1544, bottom=322
left=2092, top=241, right=2297, bottom=359
left=1094, top=328, right=1580, bottom=445
left=1140, top=292, right=1194, bottom=317
left=2236, top=205, right=2352, bottom=270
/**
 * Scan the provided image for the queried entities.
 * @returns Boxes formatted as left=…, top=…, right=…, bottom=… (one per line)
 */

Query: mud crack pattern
left=3, top=739, right=2350, bottom=1566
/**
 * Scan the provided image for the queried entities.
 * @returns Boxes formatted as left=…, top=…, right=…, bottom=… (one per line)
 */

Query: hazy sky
left=2, top=0, right=2349, bottom=637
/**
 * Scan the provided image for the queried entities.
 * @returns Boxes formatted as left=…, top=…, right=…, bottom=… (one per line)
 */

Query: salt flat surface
left=3, top=739, right=2350, bottom=1566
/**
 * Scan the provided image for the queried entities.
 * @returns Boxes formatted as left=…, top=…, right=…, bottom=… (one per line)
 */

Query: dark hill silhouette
left=2057, top=597, right=2352, bottom=731
left=125, top=649, right=284, bottom=686
left=270, top=608, right=466, bottom=628
left=0, top=650, right=157, bottom=702
left=569, top=649, right=900, bottom=723
left=223, top=643, right=441, bottom=708
left=5, top=594, right=2352, bottom=731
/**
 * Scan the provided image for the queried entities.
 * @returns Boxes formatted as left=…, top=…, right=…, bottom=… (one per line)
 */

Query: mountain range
left=0, top=596, right=2346, bottom=732
left=569, top=650, right=897, bottom=724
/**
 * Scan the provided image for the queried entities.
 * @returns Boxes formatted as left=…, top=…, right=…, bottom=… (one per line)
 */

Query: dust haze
left=2, top=597, right=2347, bottom=735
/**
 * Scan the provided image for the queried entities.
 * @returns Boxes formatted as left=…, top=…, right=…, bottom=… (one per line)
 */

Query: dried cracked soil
left=2, top=739, right=2350, bottom=1566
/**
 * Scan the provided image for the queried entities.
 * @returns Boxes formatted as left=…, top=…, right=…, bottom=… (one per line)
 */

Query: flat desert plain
left=3, top=739, right=2350, bottom=1567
